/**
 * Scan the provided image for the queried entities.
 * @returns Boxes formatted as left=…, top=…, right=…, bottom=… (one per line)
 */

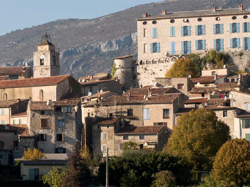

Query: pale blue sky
left=0, top=0, right=160, bottom=36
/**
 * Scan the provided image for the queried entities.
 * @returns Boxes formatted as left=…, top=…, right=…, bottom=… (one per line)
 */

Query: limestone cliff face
left=0, top=0, right=249, bottom=77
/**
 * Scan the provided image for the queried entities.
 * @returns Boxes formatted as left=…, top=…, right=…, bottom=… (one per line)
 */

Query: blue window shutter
left=171, top=42, right=175, bottom=55
left=181, top=41, right=184, bottom=54
left=157, top=43, right=160, bottom=52
left=203, top=40, right=206, bottom=50
left=150, top=43, right=153, bottom=53
left=29, top=169, right=35, bottom=180
left=247, top=38, right=250, bottom=50
left=243, top=38, right=245, bottom=50
left=237, top=23, right=240, bottom=33
left=170, top=27, right=173, bottom=36
left=181, top=26, right=184, bottom=36
left=213, top=24, right=216, bottom=34
left=188, top=41, right=191, bottom=54
left=221, top=39, right=224, bottom=51
left=203, top=25, right=206, bottom=35
left=248, top=23, right=250, bottom=32
left=237, top=38, right=240, bottom=48
left=243, top=23, right=245, bottom=33
left=221, top=24, right=224, bottom=34
left=152, top=28, right=155, bottom=38
left=230, top=38, right=233, bottom=48
left=188, top=26, right=191, bottom=36
left=152, top=28, right=157, bottom=38
left=173, top=26, right=175, bottom=36
left=214, top=39, right=216, bottom=50
left=1, top=109, right=4, bottom=116
left=195, top=40, right=198, bottom=50
left=195, top=26, right=198, bottom=35
left=230, top=23, right=232, bottom=33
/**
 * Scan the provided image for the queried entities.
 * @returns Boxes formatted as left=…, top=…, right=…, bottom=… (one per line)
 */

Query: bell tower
left=33, top=34, right=60, bottom=78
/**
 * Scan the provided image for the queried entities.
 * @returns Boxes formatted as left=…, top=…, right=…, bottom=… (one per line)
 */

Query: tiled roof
left=175, top=108, right=196, bottom=115
left=22, top=160, right=67, bottom=165
left=0, top=75, right=9, bottom=80
left=30, top=100, right=79, bottom=111
left=79, top=73, right=110, bottom=82
left=113, top=55, right=133, bottom=60
left=137, top=8, right=250, bottom=20
left=189, top=87, right=216, bottom=93
left=80, top=79, right=118, bottom=86
left=96, top=117, right=120, bottom=125
left=191, top=75, right=225, bottom=84
left=205, top=98, right=228, bottom=106
left=0, top=66, right=31, bottom=76
left=236, top=110, right=250, bottom=118
left=185, top=98, right=207, bottom=104
left=217, top=82, right=239, bottom=89
left=124, top=87, right=173, bottom=96
left=0, top=75, right=70, bottom=89
left=43, top=154, right=68, bottom=160
left=0, top=100, right=23, bottom=108
left=116, top=125, right=165, bottom=135
left=38, top=40, right=54, bottom=46
left=11, top=112, right=27, bottom=117
left=0, top=124, right=29, bottom=136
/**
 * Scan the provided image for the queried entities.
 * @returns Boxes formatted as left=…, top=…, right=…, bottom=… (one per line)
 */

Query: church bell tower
left=33, top=34, right=60, bottom=78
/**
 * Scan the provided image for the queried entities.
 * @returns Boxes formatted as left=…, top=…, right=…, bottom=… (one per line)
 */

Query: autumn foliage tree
left=23, top=148, right=44, bottom=160
left=165, top=58, right=200, bottom=78
left=213, top=138, right=250, bottom=187
left=151, top=170, right=176, bottom=187
left=42, top=167, right=66, bottom=187
left=165, top=109, right=230, bottom=171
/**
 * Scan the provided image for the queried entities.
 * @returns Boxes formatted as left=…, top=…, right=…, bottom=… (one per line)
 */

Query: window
left=170, top=19, right=175, bottom=23
left=39, top=89, right=43, bottom=101
left=244, top=15, right=248, bottom=19
left=140, top=144, right=144, bottom=149
left=102, top=133, right=107, bottom=140
left=170, top=42, right=176, bottom=55
left=102, top=145, right=107, bottom=153
left=40, top=58, right=44, bottom=66
left=139, top=135, right=144, bottom=139
left=152, top=28, right=157, bottom=38
left=183, top=18, right=189, bottom=23
left=196, top=40, right=206, bottom=50
left=150, top=43, right=160, bottom=53
left=56, top=134, right=63, bottom=141
left=170, top=26, right=175, bottom=37
left=181, top=41, right=191, bottom=54
left=243, top=22, right=250, bottom=32
left=223, top=111, right=227, bottom=118
left=244, top=103, right=250, bottom=111
left=19, top=119, right=22, bottom=124
left=55, top=147, right=66, bottom=153
left=152, top=20, right=157, bottom=24
left=214, top=24, right=223, bottom=34
left=1, top=109, right=4, bottom=116
left=143, top=28, right=146, bottom=37
left=198, top=17, right=202, bottom=22
left=154, top=122, right=167, bottom=126
left=41, top=119, right=48, bottom=128
left=245, top=134, right=250, bottom=142
left=1, top=120, right=5, bottom=124
left=215, top=17, right=220, bottom=21
left=243, top=37, right=250, bottom=51
left=120, top=143, right=123, bottom=150
left=52, top=55, right=56, bottom=66
left=29, top=168, right=39, bottom=181
left=127, top=109, right=133, bottom=117
left=10, top=75, right=18, bottom=80
left=143, top=21, right=147, bottom=25
left=143, top=108, right=150, bottom=120
left=58, top=120, right=64, bottom=127
left=38, top=134, right=46, bottom=141
left=123, top=135, right=128, bottom=140
left=214, top=39, right=224, bottom=52
left=0, top=141, right=4, bottom=149
left=182, top=26, right=190, bottom=36
left=230, top=23, right=240, bottom=33
left=2, top=92, right=7, bottom=100
left=232, top=16, right=237, bottom=20
left=177, top=84, right=184, bottom=89
left=196, top=25, right=205, bottom=35
left=13, top=120, right=16, bottom=124
left=163, top=109, right=170, bottom=119
left=55, top=107, right=62, bottom=112
left=230, top=38, right=240, bottom=48
left=66, top=106, right=72, bottom=112
left=13, top=141, right=18, bottom=150
left=242, top=119, right=250, bottom=128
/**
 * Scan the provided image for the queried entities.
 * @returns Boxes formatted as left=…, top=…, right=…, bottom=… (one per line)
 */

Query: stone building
left=113, top=55, right=137, bottom=90
left=137, top=5, right=250, bottom=86
left=28, top=100, right=82, bottom=155
left=0, top=66, right=32, bottom=80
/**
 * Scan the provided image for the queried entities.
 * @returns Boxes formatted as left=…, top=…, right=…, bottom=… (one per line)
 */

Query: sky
left=0, top=0, right=160, bottom=36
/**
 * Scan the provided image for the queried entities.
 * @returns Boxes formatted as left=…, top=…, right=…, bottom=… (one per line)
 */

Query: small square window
left=163, top=109, right=170, bottom=119
left=58, top=120, right=64, bottom=128
left=66, top=107, right=72, bottom=112
left=38, top=134, right=46, bottom=141
left=40, top=111, right=45, bottom=115
left=139, top=135, right=144, bottom=139
left=123, top=135, right=128, bottom=140
left=56, top=147, right=66, bottom=153
left=177, top=84, right=184, bottom=90
left=41, top=119, right=48, bottom=128
left=127, top=109, right=133, bottom=117
left=103, top=133, right=107, bottom=140
left=102, top=145, right=107, bottom=153
left=56, top=134, right=63, bottom=141
left=223, top=111, right=227, bottom=118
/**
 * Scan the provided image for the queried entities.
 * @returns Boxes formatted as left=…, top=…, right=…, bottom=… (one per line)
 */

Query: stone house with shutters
left=28, top=100, right=82, bottom=155
left=0, top=66, right=33, bottom=80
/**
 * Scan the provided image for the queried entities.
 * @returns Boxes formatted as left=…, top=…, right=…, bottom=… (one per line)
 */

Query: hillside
left=0, top=0, right=248, bottom=78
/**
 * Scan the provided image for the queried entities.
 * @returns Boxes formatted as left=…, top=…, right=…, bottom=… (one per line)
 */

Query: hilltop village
left=1, top=4, right=250, bottom=185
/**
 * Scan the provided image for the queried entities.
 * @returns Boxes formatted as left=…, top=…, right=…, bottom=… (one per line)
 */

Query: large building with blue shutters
left=136, top=5, right=250, bottom=86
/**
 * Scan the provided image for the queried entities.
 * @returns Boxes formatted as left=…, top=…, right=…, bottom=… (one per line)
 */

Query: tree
left=42, top=167, right=66, bottom=187
left=123, top=141, right=139, bottom=151
left=111, top=62, right=117, bottom=78
left=165, top=58, right=200, bottom=78
left=23, top=148, right=44, bottom=160
left=197, top=173, right=227, bottom=187
left=203, top=49, right=229, bottom=69
left=61, top=146, right=91, bottom=187
left=79, top=145, right=91, bottom=160
left=213, top=138, right=250, bottom=187
left=165, top=109, right=230, bottom=171
left=151, top=170, right=176, bottom=187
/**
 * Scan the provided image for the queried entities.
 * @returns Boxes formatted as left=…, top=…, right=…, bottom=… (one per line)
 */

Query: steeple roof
left=38, top=40, right=54, bottom=46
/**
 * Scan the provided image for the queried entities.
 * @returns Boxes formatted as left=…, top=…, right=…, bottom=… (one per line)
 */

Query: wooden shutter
left=221, top=24, right=224, bottom=34
left=181, top=26, right=184, bottom=36
left=170, top=42, right=175, bottom=55
left=195, top=40, right=198, bottom=50
left=202, top=40, right=206, bottom=50
left=203, top=25, right=206, bottom=35
left=237, top=38, right=240, bottom=48
left=188, top=26, right=191, bottom=36
left=230, top=23, right=232, bottom=33
left=150, top=43, right=153, bottom=53
left=195, top=26, right=198, bottom=35
left=213, top=24, right=216, bottom=34
left=188, top=41, right=191, bottom=54
left=230, top=38, right=233, bottom=48
left=221, top=39, right=224, bottom=51
left=157, top=43, right=160, bottom=53
left=245, top=134, right=250, bottom=142
left=237, top=23, right=240, bottom=33
left=181, top=41, right=184, bottom=54
left=242, top=119, right=246, bottom=128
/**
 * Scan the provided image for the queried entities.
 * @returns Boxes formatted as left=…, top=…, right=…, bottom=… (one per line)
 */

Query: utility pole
left=106, top=147, right=109, bottom=187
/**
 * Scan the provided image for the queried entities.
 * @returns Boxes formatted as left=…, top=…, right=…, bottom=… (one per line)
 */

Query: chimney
left=143, top=13, right=148, bottom=18
left=214, top=74, right=217, bottom=81
left=162, top=9, right=167, bottom=15
left=239, top=4, right=243, bottom=11
left=127, top=92, right=131, bottom=101
left=212, top=7, right=217, bottom=12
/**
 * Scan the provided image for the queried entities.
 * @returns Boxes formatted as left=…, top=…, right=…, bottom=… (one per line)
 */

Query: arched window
left=39, top=89, right=44, bottom=101
left=2, top=92, right=7, bottom=100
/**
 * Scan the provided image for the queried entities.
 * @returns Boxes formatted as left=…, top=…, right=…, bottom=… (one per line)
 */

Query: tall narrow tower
left=33, top=34, right=60, bottom=78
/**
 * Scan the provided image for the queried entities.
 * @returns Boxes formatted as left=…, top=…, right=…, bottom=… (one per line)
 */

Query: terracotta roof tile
left=11, top=112, right=27, bottom=117
left=96, top=117, right=121, bottom=125
left=191, top=75, right=225, bottom=84
left=185, top=98, right=207, bottom=104
left=124, top=87, right=173, bottom=96
left=189, top=87, right=216, bottom=93
left=0, top=75, right=70, bottom=89
left=116, top=125, right=165, bottom=135
left=80, top=79, right=117, bottom=86
left=0, top=66, right=31, bottom=76
left=30, top=100, right=79, bottom=111
left=0, top=99, right=28, bottom=108
left=205, top=98, right=228, bottom=106
left=38, top=40, right=54, bottom=46
left=0, top=124, right=29, bottom=136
